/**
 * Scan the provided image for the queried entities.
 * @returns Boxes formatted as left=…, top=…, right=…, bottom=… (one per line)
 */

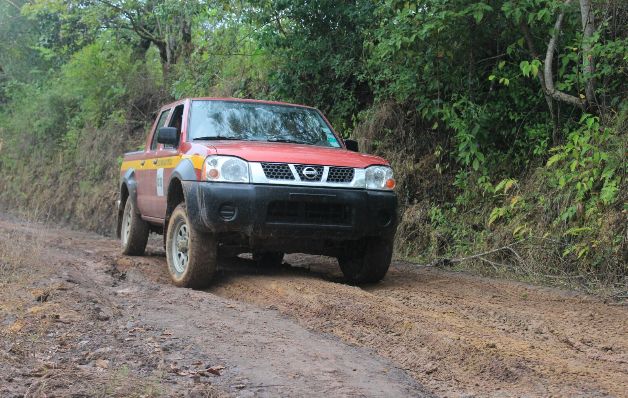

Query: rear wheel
left=337, top=238, right=393, bottom=284
left=121, top=199, right=149, bottom=256
left=165, top=203, right=216, bottom=288
left=253, top=251, right=284, bottom=268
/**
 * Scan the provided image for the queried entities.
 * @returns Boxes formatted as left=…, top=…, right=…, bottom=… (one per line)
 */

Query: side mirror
left=157, top=127, right=178, bottom=146
left=345, top=139, right=359, bottom=152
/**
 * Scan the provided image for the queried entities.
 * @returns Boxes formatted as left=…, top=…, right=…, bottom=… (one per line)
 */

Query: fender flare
left=169, top=158, right=198, bottom=184
left=167, top=158, right=198, bottom=209
left=116, top=168, right=139, bottom=238
left=162, top=158, right=199, bottom=244
left=121, top=168, right=139, bottom=212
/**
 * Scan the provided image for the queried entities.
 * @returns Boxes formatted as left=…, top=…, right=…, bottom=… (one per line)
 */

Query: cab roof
left=161, top=97, right=316, bottom=111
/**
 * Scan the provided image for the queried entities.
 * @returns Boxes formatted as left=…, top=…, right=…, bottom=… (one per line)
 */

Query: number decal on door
left=156, top=168, right=164, bottom=197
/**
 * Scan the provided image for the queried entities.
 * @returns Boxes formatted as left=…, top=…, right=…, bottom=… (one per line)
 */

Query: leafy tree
left=24, top=0, right=205, bottom=74
left=250, top=0, right=378, bottom=129
left=0, top=0, right=56, bottom=83
left=0, top=0, right=625, bottom=286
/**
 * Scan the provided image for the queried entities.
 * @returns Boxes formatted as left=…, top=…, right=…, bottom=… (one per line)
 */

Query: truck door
left=136, top=108, right=170, bottom=217
left=143, top=103, right=185, bottom=219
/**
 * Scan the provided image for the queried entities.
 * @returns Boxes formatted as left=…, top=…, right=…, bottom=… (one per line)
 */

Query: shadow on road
left=211, top=254, right=347, bottom=287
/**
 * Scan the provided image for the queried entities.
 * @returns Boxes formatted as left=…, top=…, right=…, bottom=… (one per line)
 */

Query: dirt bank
left=1, top=216, right=626, bottom=397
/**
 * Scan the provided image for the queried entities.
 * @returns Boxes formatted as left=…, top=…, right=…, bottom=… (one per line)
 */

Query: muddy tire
left=337, top=238, right=392, bottom=284
left=165, top=203, right=216, bottom=288
left=120, top=199, right=149, bottom=256
left=253, top=251, right=284, bottom=268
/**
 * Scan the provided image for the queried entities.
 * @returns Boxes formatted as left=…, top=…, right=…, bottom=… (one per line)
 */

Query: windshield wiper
left=267, top=138, right=308, bottom=144
left=193, top=136, right=241, bottom=141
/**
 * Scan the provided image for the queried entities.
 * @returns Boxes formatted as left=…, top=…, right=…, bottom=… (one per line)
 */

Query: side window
left=164, top=104, right=184, bottom=149
left=150, top=109, right=171, bottom=151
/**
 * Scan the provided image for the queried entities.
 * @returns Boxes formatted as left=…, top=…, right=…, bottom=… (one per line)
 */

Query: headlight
left=365, top=165, right=395, bottom=190
left=202, top=156, right=250, bottom=183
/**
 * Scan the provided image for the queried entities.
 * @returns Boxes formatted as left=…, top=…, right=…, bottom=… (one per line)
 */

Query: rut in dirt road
left=2, top=216, right=627, bottom=397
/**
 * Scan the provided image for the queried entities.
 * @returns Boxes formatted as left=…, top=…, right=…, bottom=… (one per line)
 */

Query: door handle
left=152, top=159, right=158, bottom=165
left=140, top=160, right=145, bottom=167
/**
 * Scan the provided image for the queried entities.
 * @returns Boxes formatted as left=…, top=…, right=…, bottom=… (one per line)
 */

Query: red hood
left=204, top=141, right=389, bottom=168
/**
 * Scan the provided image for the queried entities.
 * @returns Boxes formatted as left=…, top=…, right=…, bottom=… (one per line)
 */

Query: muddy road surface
left=0, top=216, right=626, bottom=397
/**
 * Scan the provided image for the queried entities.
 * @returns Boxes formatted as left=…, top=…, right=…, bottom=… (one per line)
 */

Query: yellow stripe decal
left=182, top=154, right=206, bottom=170
left=120, top=155, right=205, bottom=172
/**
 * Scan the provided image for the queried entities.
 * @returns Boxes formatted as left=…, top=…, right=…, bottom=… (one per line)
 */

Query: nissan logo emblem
left=302, top=166, right=319, bottom=179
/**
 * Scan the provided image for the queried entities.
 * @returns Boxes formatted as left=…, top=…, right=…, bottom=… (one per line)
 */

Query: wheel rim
left=171, top=220, right=189, bottom=275
left=122, top=204, right=132, bottom=245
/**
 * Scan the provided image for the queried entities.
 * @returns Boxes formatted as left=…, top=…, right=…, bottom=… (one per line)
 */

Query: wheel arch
left=117, top=169, right=138, bottom=238
left=164, top=159, right=199, bottom=245
left=166, top=178, right=185, bottom=220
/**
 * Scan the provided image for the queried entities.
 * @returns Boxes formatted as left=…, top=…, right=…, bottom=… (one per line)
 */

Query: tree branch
left=3, top=0, right=21, bottom=11
left=93, top=0, right=164, bottom=45
left=544, top=0, right=585, bottom=109
left=428, top=240, right=527, bottom=268
left=519, top=21, right=560, bottom=141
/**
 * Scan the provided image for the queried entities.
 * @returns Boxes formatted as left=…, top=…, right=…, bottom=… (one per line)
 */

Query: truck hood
left=204, top=140, right=389, bottom=168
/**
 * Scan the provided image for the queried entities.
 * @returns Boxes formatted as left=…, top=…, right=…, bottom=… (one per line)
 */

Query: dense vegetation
left=0, top=0, right=625, bottom=294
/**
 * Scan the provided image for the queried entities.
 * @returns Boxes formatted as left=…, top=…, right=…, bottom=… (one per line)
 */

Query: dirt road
left=1, top=216, right=626, bottom=397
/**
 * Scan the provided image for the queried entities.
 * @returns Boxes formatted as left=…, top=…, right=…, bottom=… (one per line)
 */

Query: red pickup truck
left=117, top=98, right=397, bottom=288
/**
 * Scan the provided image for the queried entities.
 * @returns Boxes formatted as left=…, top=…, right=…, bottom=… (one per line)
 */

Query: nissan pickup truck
left=117, top=98, right=397, bottom=288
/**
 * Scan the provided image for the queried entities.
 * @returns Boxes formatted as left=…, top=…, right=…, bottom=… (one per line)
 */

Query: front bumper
left=183, top=182, right=397, bottom=252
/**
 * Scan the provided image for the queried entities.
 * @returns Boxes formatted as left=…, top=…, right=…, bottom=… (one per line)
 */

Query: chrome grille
left=261, top=163, right=295, bottom=180
left=327, top=167, right=354, bottom=183
left=254, top=162, right=361, bottom=187
left=294, top=165, right=324, bottom=182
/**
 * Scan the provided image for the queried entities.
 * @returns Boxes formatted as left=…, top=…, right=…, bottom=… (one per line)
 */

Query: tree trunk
left=154, top=41, right=169, bottom=76
left=579, top=0, right=596, bottom=107
left=180, top=18, right=193, bottom=62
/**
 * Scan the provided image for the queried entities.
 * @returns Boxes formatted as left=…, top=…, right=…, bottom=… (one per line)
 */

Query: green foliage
left=494, top=178, right=518, bottom=194
left=519, top=60, right=541, bottom=78
left=0, top=32, right=164, bottom=233
left=546, top=114, right=622, bottom=220
left=487, top=178, right=525, bottom=226
left=0, top=0, right=626, bottom=289
left=441, top=98, right=487, bottom=173
left=170, top=5, right=271, bottom=99
left=251, top=0, right=377, bottom=130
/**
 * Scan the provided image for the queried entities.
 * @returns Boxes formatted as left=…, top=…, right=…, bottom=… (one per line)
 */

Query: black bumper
left=183, top=182, right=397, bottom=251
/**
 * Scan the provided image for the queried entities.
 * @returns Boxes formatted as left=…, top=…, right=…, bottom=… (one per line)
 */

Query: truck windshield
left=188, top=100, right=341, bottom=148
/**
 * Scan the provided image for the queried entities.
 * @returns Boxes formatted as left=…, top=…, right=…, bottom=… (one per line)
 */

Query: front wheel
left=337, top=238, right=393, bottom=284
left=165, top=203, right=217, bottom=288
